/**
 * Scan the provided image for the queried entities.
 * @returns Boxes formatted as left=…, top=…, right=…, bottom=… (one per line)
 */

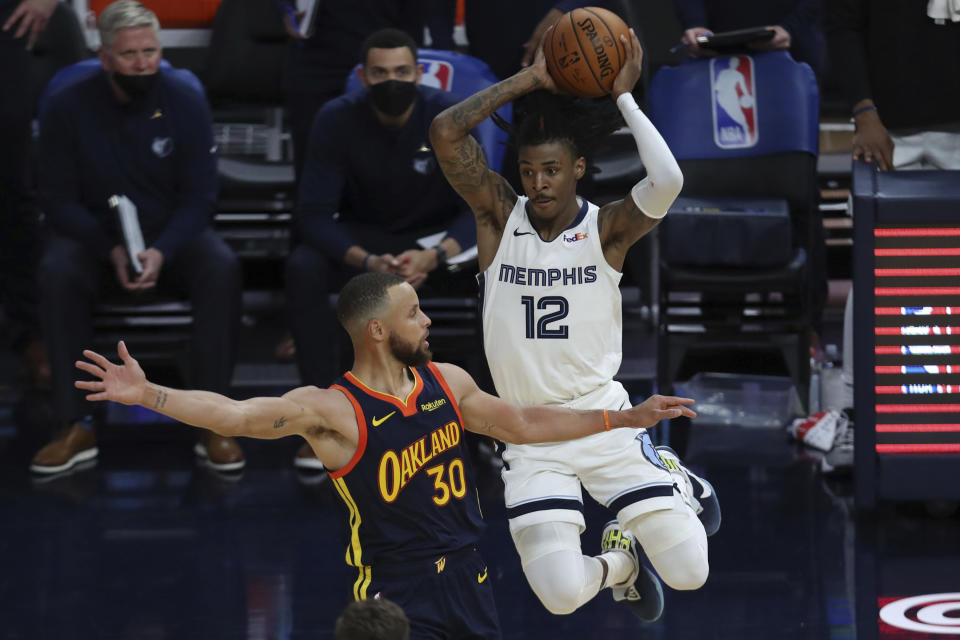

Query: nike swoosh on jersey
left=371, top=411, right=396, bottom=427
left=513, top=228, right=534, bottom=236
left=477, top=568, right=488, bottom=583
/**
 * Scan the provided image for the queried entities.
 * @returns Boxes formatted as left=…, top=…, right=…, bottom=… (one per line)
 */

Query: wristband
left=363, top=253, right=374, bottom=271
left=603, top=409, right=612, bottom=431
left=853, top=104, right=877, bottom=117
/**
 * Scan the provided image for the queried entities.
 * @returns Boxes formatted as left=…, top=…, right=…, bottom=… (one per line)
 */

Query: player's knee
left=658, top=552, right=709, bottom=591
left=526, top=575, right=583, bottom=615
left=626, top=506, right=710, bottom=591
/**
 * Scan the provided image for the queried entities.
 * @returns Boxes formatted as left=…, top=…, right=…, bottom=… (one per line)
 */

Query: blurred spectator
left=275, top=0, right=414, bottom=185
left=825, top=0, right=960, bottom=172
left=826, top=0, right=960, bottom=418
left=335, top=598, right=410, bottom=640
left=0, top=0, right=57, bottom=387
left=285, top=28, right=476, bottom=470
left=31, top=0, right=244, bottom=475
left=675, top=0, right=825, bottom=79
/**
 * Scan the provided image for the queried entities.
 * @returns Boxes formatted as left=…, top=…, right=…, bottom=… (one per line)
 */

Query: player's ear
left=357, top=65, right=369, bottom=89
left=367, top=318, right=385, bottom=341
left=415, top=63, right=424, bottom=85
left=574, top=156, right=586, bottom=180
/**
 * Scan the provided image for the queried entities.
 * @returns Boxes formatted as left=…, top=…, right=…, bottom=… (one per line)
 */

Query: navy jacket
left=38, top=69, right=218, bottom=260
left=297, top=85, right=475, bottom=261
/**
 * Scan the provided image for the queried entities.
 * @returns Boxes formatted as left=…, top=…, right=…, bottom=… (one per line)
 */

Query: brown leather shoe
left=194, top=432, right=245, bottom=471
left=293, top=441, right=325, bottom=471
left=30, top=423, right=98, bottom=474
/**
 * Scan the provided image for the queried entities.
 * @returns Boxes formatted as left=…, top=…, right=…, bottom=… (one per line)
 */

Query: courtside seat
left=648, top=52, right=821, bottom=448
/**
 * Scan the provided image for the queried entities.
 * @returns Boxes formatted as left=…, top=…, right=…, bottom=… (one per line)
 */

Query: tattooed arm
left=75, top=341, right=360, bottom=468
left=435, top=362, right=696, bottom=445
left=429, top=52, right=556, bottom=270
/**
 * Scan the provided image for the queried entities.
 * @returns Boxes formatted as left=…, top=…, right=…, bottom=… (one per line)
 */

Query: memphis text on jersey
left=378, top=420, right=462, bottom=503
left=498, top=264, right=598, bottom=286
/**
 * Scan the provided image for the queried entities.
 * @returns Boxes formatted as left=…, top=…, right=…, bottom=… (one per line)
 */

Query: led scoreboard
left=852, top=162, right=960, bottom=509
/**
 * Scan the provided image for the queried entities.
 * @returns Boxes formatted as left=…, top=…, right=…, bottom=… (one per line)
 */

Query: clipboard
left=293, top=0, right=320, bottom=38
left=108, top=194, right=145, bottom=275
left=696, top=27, right=775, bottom=51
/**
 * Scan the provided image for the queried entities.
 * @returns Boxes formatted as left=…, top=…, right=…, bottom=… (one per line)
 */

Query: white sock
left=598, top=550, right=635, bottom=588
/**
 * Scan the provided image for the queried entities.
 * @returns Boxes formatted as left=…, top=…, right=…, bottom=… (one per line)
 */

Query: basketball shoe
left=656, top=446, right=721, bottom=536
left=601, top=520, right=664, bottom=622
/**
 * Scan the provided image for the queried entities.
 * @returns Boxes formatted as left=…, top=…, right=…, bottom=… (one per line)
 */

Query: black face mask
left=368, top=80, right=418, bottom=117
left=113, top=72, right=158, bottom=101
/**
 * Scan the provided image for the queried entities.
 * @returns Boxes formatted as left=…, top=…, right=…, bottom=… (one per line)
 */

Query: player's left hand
left=749, top=25, right=791, bottom=51
left=131, top=247, right=164, bottom=290
left=626, top=394, right=697, bottom=428
left=611, top=29, right=644, bottom=97
left=2, top=0, right=57, bottom=50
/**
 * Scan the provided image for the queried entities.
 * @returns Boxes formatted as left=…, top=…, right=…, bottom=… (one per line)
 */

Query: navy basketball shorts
left=362, top=546, right=501, bottom=640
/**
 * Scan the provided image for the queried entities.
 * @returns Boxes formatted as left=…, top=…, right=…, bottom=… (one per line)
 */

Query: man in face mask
left=285, top=28, right=478, bottom=473
left=31, top=0, right=245, bottom=477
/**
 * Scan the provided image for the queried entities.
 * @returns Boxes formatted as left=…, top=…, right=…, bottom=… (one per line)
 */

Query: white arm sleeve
left=616, top=92, right=683, bottom=219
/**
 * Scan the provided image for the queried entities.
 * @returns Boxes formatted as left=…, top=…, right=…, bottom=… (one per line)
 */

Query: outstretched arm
left=75, top=341, right=339, bottom=442
left=435, top=363, right=695, bottom=444
left=598, top=30, right=684, bottom=270
left=429, top=50, right=556, bottom=270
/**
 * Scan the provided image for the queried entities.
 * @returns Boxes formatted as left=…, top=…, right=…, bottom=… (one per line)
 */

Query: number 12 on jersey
left=521, top=295, right=569, bottom=339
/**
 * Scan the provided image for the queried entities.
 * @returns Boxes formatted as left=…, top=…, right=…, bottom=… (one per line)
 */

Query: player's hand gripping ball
left=544, top=7, right=632, bottom=97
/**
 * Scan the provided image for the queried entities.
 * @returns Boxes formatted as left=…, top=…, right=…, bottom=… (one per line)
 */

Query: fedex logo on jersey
left=563, top=232, right=588, bottom=243
left=709, top=56, right=758, bottom=149
left=419, top=59, right=454, bottom=91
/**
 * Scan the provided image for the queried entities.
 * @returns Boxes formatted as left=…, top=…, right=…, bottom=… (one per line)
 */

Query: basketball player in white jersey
left=430, top=30, right=720, bottom=622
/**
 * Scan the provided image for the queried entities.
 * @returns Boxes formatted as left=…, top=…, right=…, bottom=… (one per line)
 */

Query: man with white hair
left=31, top=0, right=244, bottom=475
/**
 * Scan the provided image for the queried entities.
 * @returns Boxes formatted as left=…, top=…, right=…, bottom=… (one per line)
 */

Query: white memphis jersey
left=481, top=196, right=623, bottom=406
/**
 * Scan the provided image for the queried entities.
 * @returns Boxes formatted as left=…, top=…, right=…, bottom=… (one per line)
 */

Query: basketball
left=544, top=7, right=631, bottom=98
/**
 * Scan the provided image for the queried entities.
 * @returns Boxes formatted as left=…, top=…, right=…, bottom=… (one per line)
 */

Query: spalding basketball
left=544, top=7, right=631, bottom=98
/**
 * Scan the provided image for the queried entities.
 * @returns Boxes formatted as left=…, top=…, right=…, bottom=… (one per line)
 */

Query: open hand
left=528, top=36, right=560, bottom=94
left=2, top=0, right=57, bottom=50
left=611, top=28, right=644, bottom=97
left=75, top=340, right=147, bottom=406
left=521, top=8, right=563, bottom=68
left=624, top=395, right=697, bottom=428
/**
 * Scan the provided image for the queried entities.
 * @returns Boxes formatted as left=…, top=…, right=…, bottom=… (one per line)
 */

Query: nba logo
left=420, top=59, right=454, bottom=91
left=709, top=56, right=758, bottom=149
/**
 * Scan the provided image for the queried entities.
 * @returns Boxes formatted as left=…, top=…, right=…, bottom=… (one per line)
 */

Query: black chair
left=648, top=52, right=821, bottom=449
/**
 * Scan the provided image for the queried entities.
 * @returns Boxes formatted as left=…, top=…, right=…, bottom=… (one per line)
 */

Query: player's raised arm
left=429, top=52, right=555, bottom=268
left=75, top=341, right=339, bottom=442
left=435, top=363, right=695, bottom=445
left=597, top=29, right=684, bottom=269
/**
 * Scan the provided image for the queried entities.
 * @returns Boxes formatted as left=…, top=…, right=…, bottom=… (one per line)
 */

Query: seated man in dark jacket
left=31, top=0, right=243, bottom=475
left=285, top=28, right=476, bottom=470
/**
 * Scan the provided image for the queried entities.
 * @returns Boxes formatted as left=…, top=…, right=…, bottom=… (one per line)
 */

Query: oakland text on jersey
left=498, top=264, right=598, bottom=287
left=378, top=420, right=462, bottom=502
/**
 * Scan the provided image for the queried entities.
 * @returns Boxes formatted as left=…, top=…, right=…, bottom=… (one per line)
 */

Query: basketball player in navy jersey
left=430, top=30, right=721, bottom=622
left=73, top=272, right=696, bottom=639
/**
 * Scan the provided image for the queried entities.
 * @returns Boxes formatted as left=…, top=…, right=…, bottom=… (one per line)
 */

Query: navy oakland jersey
left=328, top=362, right=486, bottom=599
